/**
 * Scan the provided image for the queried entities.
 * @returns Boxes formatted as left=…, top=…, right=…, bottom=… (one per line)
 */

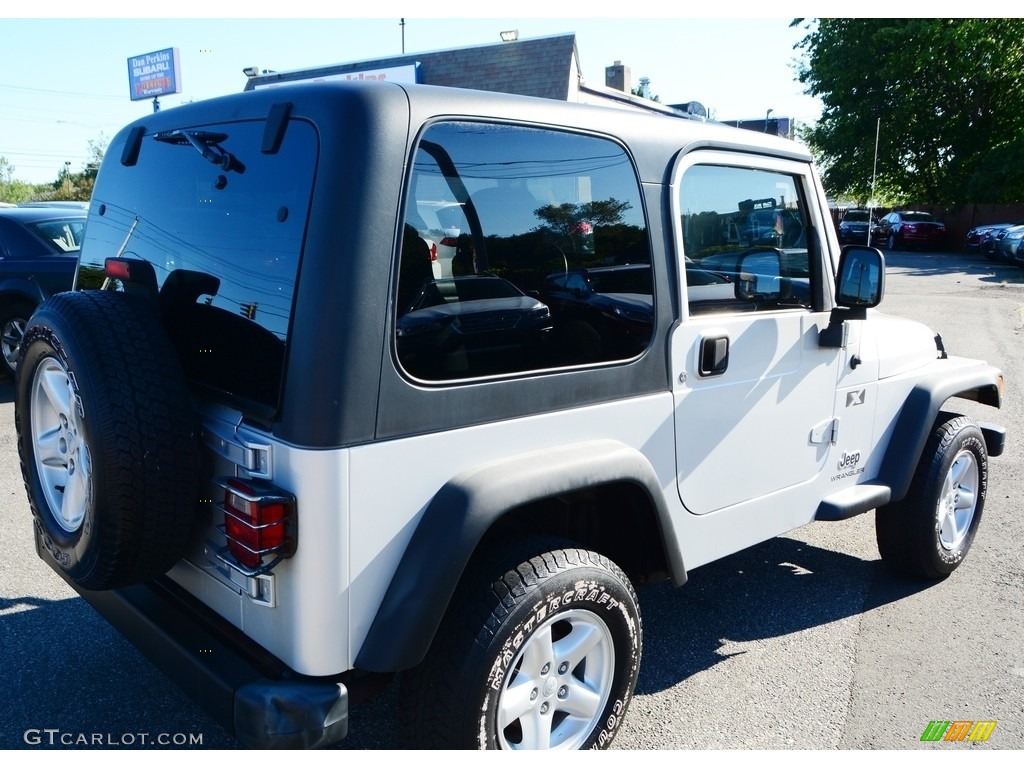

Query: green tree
left=0, top=156, right=41, bottom=204
left=794, top=18, right=1024, bottom=205
left=34, top=135, right=107, bottom=202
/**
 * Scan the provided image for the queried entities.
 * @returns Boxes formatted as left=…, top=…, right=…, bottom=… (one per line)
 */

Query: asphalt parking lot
left=1, top=248, right=1021, bottom=750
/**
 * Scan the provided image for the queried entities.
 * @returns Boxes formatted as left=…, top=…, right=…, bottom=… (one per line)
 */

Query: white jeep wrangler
left=15, top=81, right=1004, bottom=749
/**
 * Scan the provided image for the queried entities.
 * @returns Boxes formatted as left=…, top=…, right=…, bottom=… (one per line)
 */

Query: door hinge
left=810, top=417, right=839, bottom=445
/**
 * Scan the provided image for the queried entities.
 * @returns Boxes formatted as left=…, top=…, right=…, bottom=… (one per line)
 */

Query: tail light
left=439, top=236, right=459, bottom=248
left=215, top=477, right=296, bottom=575
left=429, top=242, right=438, bottom=263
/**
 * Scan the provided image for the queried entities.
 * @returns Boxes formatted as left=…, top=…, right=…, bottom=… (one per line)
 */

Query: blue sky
left=2, top=9, right=825, bottom=185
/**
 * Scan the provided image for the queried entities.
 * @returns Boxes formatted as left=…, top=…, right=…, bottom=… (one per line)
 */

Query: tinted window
left=27, top=219, right=86, bottom=253
left=0, top=216, right=83, bottom=258
left=398, top=122, right=651, bottom=380
left=79, top=119, right=317, bottom=413
left=679, top=164, right=816, bottom=314
left=0, top=218, right=47, bottom=258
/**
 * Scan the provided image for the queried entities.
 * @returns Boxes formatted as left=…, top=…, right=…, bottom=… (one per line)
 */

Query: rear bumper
left=902, top=232, right=946, bottom=245
left=54, top=565, right=348, bottom=748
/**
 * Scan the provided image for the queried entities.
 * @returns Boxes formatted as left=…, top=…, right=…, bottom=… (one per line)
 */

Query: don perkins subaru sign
left=128, top=48, right=182, bottom=100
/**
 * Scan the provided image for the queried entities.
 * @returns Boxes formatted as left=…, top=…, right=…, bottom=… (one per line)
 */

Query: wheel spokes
left=38, top=365, right=72, bottom=417
left=35, top=425, right=66, bottom=468
left=518, top=624, right=554, bottom=678
left=553, top=621, right=604, bottom=671
left=61, top=457, right=89, bottom=531
left=516, top=704, right=553, bottom=750
left=559, top=675, right=603, bottom=720
left=938, top=450, right=980, bottom=550
left=498, top=610, right=615, bottom=750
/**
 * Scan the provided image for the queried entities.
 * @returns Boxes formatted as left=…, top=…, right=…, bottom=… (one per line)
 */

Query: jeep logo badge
left=837, top=451, right=861, bottom=470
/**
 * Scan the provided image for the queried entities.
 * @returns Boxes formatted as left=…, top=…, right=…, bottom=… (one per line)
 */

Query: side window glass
left=397, top=122, right=652, bottom=381
left=679, top=164, right=815, bottom=315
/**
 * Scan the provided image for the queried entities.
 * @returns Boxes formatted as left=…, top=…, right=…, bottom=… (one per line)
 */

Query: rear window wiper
left=154, top=129, right=246, bottom=173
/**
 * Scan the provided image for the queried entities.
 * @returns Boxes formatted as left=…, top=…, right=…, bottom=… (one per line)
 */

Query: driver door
left=671, top=153, right=842, bottom=516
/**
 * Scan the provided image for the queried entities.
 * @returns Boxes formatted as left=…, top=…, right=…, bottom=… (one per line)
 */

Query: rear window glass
left=78, top=119, right=317, bottom=414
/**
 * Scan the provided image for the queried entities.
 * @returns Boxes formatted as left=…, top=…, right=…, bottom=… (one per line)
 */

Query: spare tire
left=15, top=290, right=200, bottom=590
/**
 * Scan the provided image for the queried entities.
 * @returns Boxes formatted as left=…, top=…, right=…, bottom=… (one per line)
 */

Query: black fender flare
left=354, top=439, right=683, bottom=672
left=878, top=363, right=1002, bottom=503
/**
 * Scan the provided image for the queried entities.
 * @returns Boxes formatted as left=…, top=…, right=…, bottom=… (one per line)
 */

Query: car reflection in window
left=397, top=275, right=553, bottom=380
left=700, top=252, right=811, bottom=313
left=540, top=264, right=653, bottom=362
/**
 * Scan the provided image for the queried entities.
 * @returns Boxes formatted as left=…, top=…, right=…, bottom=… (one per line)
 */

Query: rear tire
left=401, top=539, right=642, bottom=749
left=15, top=290, right=199, bottom=590
left=876, top=413, right=987, bottom=579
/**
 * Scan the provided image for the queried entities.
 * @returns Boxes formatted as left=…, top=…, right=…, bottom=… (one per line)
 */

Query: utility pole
left=400, top=18, right=405, bottom=54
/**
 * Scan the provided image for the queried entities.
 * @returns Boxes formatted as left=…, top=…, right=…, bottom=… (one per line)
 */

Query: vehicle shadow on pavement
left=633, top=535, right=930, bottom=696
left=0, top=595, right=236, bottom=750
left=0, top=538, right=935, bottom=751
left=884, top=250, right=1024, bottom=285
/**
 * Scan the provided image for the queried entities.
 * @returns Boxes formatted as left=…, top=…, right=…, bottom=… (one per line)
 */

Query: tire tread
left=16, top=290, right=199, bottom=589
left=401, top=538, right=640, bottom=749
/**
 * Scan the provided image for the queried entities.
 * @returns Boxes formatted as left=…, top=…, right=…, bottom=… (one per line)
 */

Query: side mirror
left=820, top=245, right=885, bottom=348
left=836, top=245, right=885, bottom=310
left=735, top=249, right=785, bottom=302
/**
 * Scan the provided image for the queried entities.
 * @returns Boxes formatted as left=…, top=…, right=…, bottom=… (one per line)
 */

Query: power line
left=0, top=82, right=123, bottom=100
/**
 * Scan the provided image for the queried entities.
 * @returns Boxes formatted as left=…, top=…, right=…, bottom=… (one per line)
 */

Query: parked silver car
left=991, top=223, right=1024, bottom=263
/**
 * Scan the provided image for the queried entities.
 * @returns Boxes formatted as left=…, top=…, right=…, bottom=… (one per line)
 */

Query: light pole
left=764, top=108, right=774, bottom=133
left=63, top=161, right=71, bottom=197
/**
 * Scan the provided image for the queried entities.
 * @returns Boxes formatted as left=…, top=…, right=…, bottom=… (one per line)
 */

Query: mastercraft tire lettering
left=401, top=542, right=642, bottom=749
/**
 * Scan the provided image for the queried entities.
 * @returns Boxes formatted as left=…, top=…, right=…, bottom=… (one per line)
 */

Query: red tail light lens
left=217, top=478, right=295, bottom=572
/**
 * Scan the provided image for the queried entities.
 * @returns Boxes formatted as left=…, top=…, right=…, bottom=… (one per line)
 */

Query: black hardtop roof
left=108, top=79, right=813, bottom=171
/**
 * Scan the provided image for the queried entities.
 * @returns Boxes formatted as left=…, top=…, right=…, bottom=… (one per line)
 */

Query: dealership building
left=243, top=33, right=713, bottom=120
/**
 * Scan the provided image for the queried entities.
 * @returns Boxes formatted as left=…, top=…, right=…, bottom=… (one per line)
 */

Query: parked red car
left=874, top=211, right=947, bottom=251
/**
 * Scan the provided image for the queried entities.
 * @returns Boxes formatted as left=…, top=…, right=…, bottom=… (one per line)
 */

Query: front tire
left=402, top=541, right=642, bottom=749
left=876, top=413, right=987, bottom=579
left=887, top=233, right=898, bottom=251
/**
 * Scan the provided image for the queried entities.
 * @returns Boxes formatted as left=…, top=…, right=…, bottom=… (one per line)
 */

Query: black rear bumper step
left=62, top=571, right=348, bottom=749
